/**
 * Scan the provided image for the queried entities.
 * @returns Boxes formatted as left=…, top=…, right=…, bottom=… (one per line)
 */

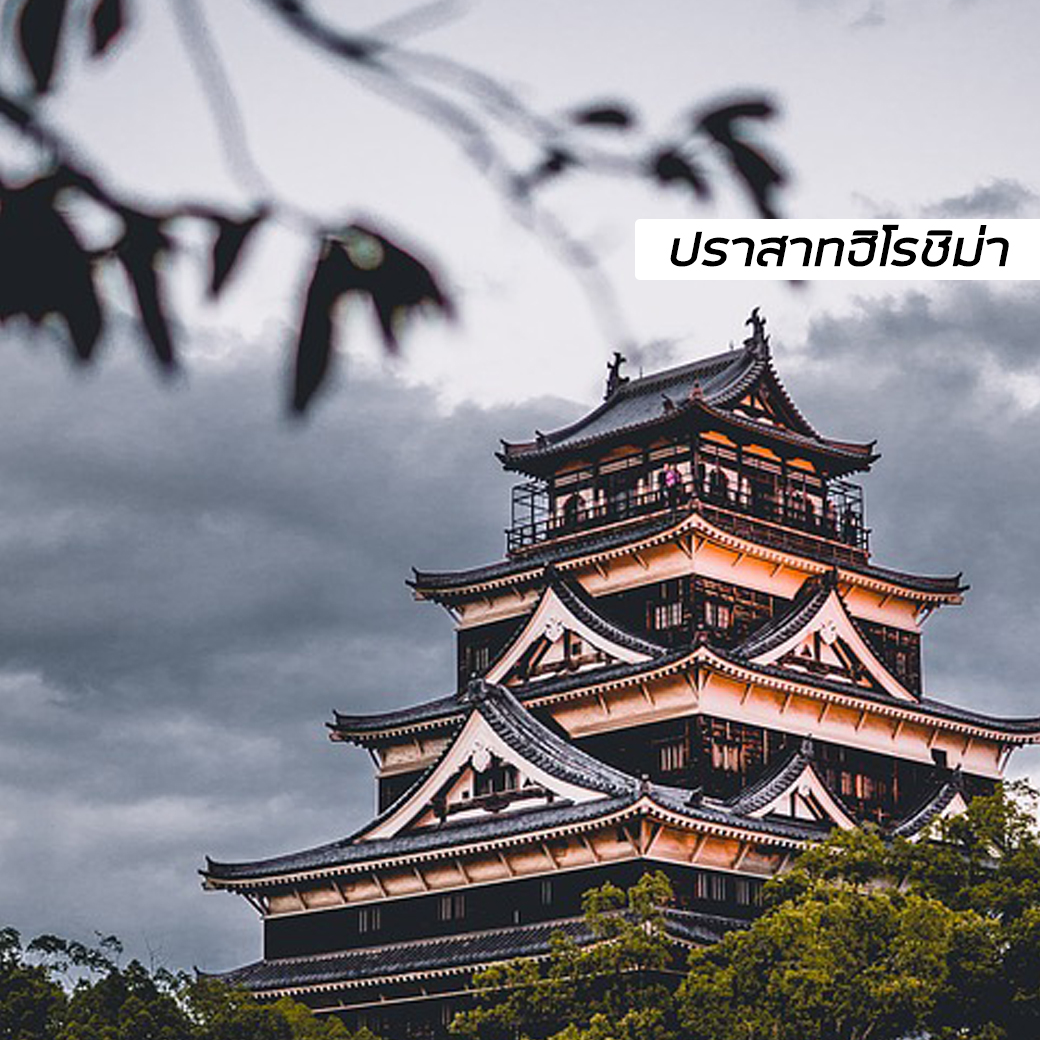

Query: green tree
left=457, top=784, right=1040, bottom=1040
left=0, top=928, right=66, bottom=1040
left=678, top=883, right=984, bottom=1040
left=0, top=928, right=380, bottom=1040
left=451, top=871, right=679, bottom=1040
left=677, top=783, right=1040, bottom=1040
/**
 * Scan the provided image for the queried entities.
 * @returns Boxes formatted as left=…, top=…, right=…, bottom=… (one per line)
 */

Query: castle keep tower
left=203, top=312, right=1040, bottom=1036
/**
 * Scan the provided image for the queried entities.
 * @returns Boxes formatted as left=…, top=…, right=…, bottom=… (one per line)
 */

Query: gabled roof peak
left=498, top=314, right=878, bottom=476
left=732, top=572, right=919, bottom=703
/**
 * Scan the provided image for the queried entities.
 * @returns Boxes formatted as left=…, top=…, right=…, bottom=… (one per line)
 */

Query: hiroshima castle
left=202, top=312, right=1040, bottom=1035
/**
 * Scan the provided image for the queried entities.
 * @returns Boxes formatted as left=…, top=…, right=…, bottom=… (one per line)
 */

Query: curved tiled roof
left=467, top=681, right=637, bottom=798
left=498, top=342, right=876, bottom=474
left=709, top=648, right=1040, bottom=736
left=732, top=573, right=836, bottom=660
left=500, top=348, right=765, bottom=461
left=410, top=514, right=678, bottom=594
left=891, top=772, right=966, bottom=839
left=333, top=574, right=673, bottom=742
left=204, top=793, right=638, bottom=883
left=411, top=510, right=964, bottom=599
left=331, top=694, right=463, bottom=737
left=330, top=652, right=691, bottom=741
left=206, top=683, right=834, bottom=885
left=549, top=572, right=669, bottom=658
left=726, top=740, right=816, bottom=816
left=212, top=908, right=745, bottom=993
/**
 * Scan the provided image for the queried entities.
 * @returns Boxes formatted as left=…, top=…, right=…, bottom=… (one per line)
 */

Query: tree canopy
left=0, top=926, right=365, bottom=1040
left=451, top=783, right=1040, bottom=1040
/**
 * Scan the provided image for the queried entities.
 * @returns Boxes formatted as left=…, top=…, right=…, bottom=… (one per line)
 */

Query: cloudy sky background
left=1, top=0, right=1040, bottom=973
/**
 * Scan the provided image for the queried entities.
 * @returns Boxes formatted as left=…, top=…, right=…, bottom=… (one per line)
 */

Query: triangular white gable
left=746, top=760, right=857, bottom=830
left=906, top=790, right=970, bottom=843
left=485, top=584, right=652, bottom=686
left=751, top=588, right=917, bottom=702
left=359, top=708, right=610, bottom=842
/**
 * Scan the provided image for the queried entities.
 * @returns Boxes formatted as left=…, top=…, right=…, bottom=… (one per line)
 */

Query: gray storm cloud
left=2, top=279, right=1040, bottom=972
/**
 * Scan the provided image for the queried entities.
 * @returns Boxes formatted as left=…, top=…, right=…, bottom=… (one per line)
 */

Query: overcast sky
left=1, top=0, right=1040, bottom=974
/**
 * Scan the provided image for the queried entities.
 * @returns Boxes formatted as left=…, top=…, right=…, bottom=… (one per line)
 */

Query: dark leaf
left=696, top=99, right=778, bottom=142
left=648, top=149, right=710, bottom=201
left=345, top=226, right=454, bottom=352
left=696, top=98, right=784, bottom=218
left=571, top=104, right=636, bottom=129
left=291, top=229, right=452, bottom=412
left=291, top=243, right=352, bottom=413
left=0, top=178, right=103, bottom=359
left=724, top=140, right=785, bottom=219
left=89, top=0, right=125, bottom=57
left=208, top=208, right=265, bottom=298
left=116, top=213, right=176, bottom=369
left=16, top=0, right=68, bottom=93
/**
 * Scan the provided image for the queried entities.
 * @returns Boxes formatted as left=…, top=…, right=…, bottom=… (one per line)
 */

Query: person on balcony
left=824, top=499, right=838, bottom=537
left=842, top=504, right=859, bottom=545
left=662, top=464, right=683, bottom=508
left=708, top=465, right=729, bottom=504
left=562, top=492, right=582, bottom=531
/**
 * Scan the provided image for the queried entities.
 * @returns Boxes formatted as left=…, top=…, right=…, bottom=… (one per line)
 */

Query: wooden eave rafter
left=247, top=954, right=535, bottom=1000
left=695, top=648, right=1040, bottom=746
left=203, top=793, right=807, bottom=894
left=203, top=806, right=644, bottom=891
left=331, top=713, right=464, bottom=746
left=413, top=511, right=963, bottom=610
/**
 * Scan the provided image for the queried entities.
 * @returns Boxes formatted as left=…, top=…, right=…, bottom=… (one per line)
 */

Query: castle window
left=437, top=893, right=466, bottom=922
left=693, top=871, right=709, bottom=901
left=652, top=601, right=684, bottom=631
left=358, top=905, right=381, bottom=934
left=474, top=759, right=519, bottom=797
left=709, top=873, right=728, bottom=902
left=704, top=600, right=732, bottom=630
left=657, top=739, right=688, bottom=774
left=540, top=879, right=553, bottom=906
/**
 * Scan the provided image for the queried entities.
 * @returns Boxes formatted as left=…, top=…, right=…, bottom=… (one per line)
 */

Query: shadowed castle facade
left=202, top=312, right=1040, bottom=1036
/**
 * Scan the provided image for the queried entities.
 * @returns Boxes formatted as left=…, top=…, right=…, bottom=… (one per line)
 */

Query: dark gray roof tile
left=212, top=908, right=745, bottom=993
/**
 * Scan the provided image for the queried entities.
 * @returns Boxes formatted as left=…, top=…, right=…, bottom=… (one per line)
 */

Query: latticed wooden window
left=658, top=738, right=688, bottom=773
left=709, top=873, right=728, bottom=901
left=652, top=601, right=684, bottom=631
left=358, top=905, right=381, bottom=934
left=693, top=871, right=710, bottom=901
left=437, top=893, right=466, bottom=921
left=474, top=759, right=518, bottom=796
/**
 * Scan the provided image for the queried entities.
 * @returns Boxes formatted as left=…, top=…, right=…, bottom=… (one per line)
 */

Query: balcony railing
left=507, top=474, right=868, bottom=557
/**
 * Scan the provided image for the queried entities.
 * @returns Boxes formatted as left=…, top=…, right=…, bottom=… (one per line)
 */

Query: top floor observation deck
left=501, top=315, right=876, bottom=567
left=507, top=454, right=869, bottom=566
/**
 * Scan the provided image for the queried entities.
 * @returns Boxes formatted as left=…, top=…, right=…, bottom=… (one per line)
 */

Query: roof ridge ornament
left=743, top=307, right=770, bottom=359
left=461, top=678, right=493, bottom=705
left=604, top=350, right=629, bottom=399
